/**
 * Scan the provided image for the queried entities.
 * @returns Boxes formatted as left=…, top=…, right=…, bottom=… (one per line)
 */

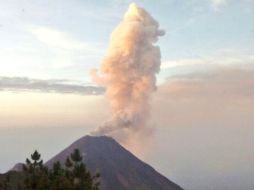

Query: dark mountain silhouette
left=11, top=163, right=23, bottom=172
left=45, top=135, right=183, bottom=190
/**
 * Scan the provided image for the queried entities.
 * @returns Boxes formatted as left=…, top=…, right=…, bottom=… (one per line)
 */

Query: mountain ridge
left=45, top=135, right=184, bottom=190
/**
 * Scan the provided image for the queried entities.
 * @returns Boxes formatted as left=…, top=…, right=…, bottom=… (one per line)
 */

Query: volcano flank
left=45, top=135, right=183, bottom=190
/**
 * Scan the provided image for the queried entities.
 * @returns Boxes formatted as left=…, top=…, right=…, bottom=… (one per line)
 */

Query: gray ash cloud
left=0, top=76, right=105, bottom=95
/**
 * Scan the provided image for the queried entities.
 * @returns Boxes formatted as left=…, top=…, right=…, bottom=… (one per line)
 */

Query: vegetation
left=0, top=149, right=100, bottom=190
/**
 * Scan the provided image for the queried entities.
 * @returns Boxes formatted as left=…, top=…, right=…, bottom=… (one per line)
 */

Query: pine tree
left=22, top=150, right=48, bottom=190
left=69, top=149, right=100, bottom=190
left=0, top=149, right=100, bottom=190
left=1, top=174, right=11, bottom=190
left=50, top=161, right=69, bottom=190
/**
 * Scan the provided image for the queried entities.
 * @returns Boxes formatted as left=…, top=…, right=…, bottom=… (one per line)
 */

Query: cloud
left=30, top=26, right=102, bottom=53
left=161, top=58, right=204, bottom=70
left=210, top=0, right=227, bottom=10
left=28, top=26, right=104, bottom=69
left=161, top=52, right=254, bottom=71
left=0, top=76, right=105, bottom=95
left=157, top=69, right=254, bottom=100
left=151, top=68, right=254, bottom=190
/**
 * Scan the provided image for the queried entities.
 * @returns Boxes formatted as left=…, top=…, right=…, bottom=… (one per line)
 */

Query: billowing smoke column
left=91, top=3, right=164, bottom=140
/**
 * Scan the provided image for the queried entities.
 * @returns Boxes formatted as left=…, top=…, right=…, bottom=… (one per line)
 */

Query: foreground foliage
left=0, top=149, right=100, bottom=190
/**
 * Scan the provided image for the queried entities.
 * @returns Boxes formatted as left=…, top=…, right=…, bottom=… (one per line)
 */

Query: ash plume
left=91, top=3, right=164, bottom=143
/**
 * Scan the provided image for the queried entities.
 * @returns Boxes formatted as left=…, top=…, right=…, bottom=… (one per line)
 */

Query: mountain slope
left=46, top=135, right=183, bottom=190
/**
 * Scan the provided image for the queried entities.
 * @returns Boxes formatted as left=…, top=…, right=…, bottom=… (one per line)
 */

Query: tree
left=0, top=174, right=11, bottom=190
left=65, top=149, right=100, bottom=190
left=22, top=150, right=48, bottom=190
left=0, top=149, right=100, bottom=190
left=49, top=161, right=70, bottom=190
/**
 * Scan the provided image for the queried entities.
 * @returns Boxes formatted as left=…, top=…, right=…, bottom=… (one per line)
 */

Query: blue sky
left=0, top=0, right=253, bottom=82
left=0, top=1, right=254, bottom=190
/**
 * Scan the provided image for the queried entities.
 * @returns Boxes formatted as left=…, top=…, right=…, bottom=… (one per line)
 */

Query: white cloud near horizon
left=161, top=51, right=254, bottom=72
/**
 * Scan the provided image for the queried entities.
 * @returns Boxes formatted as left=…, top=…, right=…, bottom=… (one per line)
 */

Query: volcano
left=45, top=135, right=183, bottom=190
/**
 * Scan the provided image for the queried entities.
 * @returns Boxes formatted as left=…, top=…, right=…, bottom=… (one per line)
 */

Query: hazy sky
left=0, top=1, right=254, bottom=190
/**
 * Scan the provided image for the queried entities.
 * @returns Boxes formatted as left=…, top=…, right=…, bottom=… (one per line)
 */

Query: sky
left=0, top=0, right=254, bottom=190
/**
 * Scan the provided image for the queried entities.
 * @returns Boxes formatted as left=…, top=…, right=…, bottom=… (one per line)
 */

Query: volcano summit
left=46, top=135, right=183, bottom=190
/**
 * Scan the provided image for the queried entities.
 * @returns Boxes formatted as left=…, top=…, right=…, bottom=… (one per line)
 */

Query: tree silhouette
left=0, top=174, right=11, bottom=190
left=0, top=149, right=100, bottom=190
left=22, top=150, right=48, bottom=190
